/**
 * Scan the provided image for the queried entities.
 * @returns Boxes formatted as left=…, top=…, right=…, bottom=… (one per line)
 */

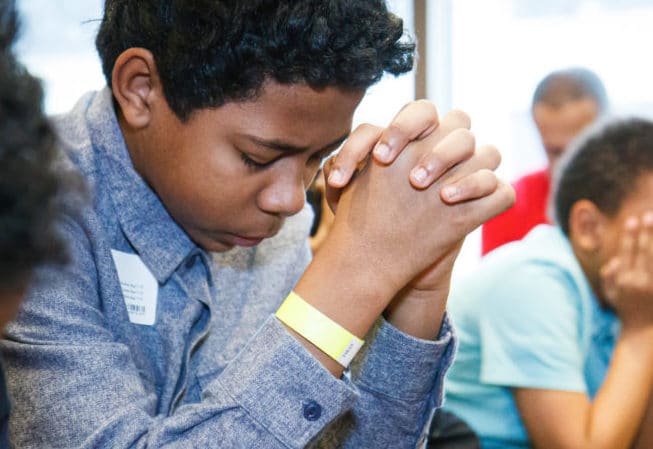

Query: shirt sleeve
left=478, top=262, right=587, bottom=393
left=0, top=360, right=9, bottom=449
left=1, top=213, right=454, bottom=449
left=344, top=316, right=456, bottom=449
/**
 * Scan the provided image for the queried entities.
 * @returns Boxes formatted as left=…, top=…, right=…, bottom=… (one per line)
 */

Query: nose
left=258, top=169, right=307, bottom=217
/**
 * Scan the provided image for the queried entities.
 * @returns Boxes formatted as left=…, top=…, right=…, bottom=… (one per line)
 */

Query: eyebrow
left=245, top=133, right=350, bottom=155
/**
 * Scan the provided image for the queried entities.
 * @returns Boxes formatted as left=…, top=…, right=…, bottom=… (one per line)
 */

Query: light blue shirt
left=0, top=88, right=455, bottom=449
left=444, top=225, right=618, bottom=449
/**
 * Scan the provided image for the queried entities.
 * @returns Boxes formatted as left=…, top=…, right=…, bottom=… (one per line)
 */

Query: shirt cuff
left=212, top=316, right=356, bottom=448
left=349, top=313, right=457, bottom=404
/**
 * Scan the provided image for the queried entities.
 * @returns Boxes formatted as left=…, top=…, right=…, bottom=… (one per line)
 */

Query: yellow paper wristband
left=275, top=291, right=365, bottom=367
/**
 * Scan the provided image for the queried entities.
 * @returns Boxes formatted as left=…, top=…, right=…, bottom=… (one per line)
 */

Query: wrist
left=295, top=234, right=397, bottom=339
left=276, top=291, right=365, bottom=367
left=383, top=247, right=458, bottom=340
left=384, top=286, right=449, bottom=340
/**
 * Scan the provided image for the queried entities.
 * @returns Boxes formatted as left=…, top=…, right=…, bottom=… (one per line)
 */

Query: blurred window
left=16, top=0, right=104, bottom=115
left=425, top=0, right=653, bottom=275
left=439, top=0, right=653, bottom=179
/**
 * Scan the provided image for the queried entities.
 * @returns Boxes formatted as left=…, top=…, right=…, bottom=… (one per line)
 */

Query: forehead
left=211, top=82, right=366, bottom=149
left=533, top=99, right=599, bottom=138
left=613, top=172, right=653, bottom=220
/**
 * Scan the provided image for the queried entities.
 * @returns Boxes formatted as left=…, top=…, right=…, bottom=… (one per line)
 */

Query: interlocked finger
left=441, top=168, right=499, bottom=204
left=409, top=128, right=475, bottom=189
left=438, top=179, right=515, bottom=235
left=326, top=123, right=382, bottom=188
left=408, top=109, right=474, bottom=189
left=373, top=99, right=440, bottom=164
left=433, top=143, right=502, bottom=190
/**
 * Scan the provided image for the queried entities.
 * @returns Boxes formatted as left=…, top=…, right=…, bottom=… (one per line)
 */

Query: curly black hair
left=96, top=0, right=415, bottom=121
left=0, top=0, right=68, bottom=291
left=554, top=118, right=653, bottom=235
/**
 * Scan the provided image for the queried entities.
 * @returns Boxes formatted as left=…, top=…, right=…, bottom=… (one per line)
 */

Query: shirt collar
left=87, top=88, right=197, bottom=283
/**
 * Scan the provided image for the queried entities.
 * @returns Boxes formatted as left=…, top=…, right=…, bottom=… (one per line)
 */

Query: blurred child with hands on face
left=437, top=117, right=653, bottom=449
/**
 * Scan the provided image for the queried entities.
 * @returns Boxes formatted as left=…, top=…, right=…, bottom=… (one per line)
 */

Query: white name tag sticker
left=110, top=249, right=158, bottom=325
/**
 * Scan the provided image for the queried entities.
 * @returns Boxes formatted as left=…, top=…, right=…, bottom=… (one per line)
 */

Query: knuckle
left=352, top=122, right=379, bottom=135
left=414, top=99, right=438, bottom=117
left=479, top=168, right=498, bottom=184
left=476, top=144, right=502, bottom=170
left=384, top=123, right=406, bottom=139
left=452, top=128, right=476, bottom=150
left=426, top=148, right=450, bottom=170
left=462, top=170, right=496, bottom=195
left=445, top=109, right=472, bottom=129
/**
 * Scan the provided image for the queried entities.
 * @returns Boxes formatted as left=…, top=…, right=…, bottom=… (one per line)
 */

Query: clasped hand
left=318, top=101, right=515, bottom=338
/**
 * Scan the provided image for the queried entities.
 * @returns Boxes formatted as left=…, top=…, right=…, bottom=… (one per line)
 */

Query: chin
left=190, top=234, right=235, bottom=253
left=207, top=243, right=237, bottom=253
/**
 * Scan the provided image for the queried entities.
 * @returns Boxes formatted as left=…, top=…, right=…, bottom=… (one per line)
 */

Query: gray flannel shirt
left=1, top=88, right=455, bottom=449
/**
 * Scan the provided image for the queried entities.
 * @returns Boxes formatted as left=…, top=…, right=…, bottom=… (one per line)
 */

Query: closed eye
left=240, top=152, right=274, bottom=170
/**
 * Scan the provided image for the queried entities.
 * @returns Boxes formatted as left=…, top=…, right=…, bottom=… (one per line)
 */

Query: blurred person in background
left=433, top=117, right=653, bottom=449
left=481, top=67, right=607, bottom=255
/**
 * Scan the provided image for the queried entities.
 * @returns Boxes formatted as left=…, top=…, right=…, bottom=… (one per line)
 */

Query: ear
left=111, top=48, right=159, bottom=129
left=568, top=199, right=605, bottom=251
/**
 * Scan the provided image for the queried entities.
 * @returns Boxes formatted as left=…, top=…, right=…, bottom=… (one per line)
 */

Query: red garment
left=481, top=168, right=551, bottom=255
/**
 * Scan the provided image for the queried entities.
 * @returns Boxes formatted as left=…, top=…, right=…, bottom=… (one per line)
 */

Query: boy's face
left=595, top=172, right=653, bottom=294
left=131, top=82, right=364, bottom=252
left=533, top=98, right=600, bottom=170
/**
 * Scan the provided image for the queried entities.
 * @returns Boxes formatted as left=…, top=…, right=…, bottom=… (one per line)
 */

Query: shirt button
left=303, top=401, right=322, bottom=421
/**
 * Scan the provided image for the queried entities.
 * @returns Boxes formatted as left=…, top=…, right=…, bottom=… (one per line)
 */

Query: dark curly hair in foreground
left=554, top=118, right=653, bottom=236
left=96, top=0, right=415, bottom=121
left=0, top=0, right=67, bottom=291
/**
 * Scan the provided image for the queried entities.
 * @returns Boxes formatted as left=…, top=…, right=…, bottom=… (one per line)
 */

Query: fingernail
left=442, top=185, right=460, bottom=201
left=374, top=143, right=390, bottom=162
left=411, top=166, right=428, bottom=185
left=328, top=167, right=344, bottom=185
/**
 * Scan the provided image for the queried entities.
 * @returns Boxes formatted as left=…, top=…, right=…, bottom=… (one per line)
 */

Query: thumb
left=321, top=156, right=341, bottom=214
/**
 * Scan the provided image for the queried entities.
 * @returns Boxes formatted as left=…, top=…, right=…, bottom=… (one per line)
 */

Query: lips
left=222, top=220, right=284, bottom=248
left=230, top=234, right=265, bottom=247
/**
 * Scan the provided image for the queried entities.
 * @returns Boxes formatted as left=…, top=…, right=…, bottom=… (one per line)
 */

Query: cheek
left=159, top=160, right=260, bottom=230
left=599, top=225, right=624, bottom=265
left=179, top=149, right=249, bottom=202
left=195, top=178, right=262, bottom=219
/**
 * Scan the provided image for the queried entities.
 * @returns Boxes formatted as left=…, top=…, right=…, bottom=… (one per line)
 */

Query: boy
left=441, top=118, right=653, bottom=449
left=1, top=1, right=513, bottom=448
